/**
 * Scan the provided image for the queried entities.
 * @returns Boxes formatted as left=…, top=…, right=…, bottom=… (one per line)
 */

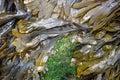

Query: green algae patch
left=44, top=35, right=77, bottom=80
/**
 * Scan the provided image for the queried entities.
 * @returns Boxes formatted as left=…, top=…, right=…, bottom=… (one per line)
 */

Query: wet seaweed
left=0, top=0, right=120, bottom=80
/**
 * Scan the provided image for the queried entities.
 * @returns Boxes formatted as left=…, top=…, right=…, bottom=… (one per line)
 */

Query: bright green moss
left=44, top=35, right=77, bottom=80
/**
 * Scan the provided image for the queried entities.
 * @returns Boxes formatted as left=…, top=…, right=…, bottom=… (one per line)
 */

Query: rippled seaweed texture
left=72, top=33, right=120, bottom=80
left=0, top=0, right=120, bottom=80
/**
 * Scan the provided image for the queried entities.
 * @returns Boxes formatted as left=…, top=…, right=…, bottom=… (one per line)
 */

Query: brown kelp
left=0, top=0, right=120, bottom=80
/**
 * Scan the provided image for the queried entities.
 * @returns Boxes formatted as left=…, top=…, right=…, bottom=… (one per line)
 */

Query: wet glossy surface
left=0, top=0, right=120, bottom=80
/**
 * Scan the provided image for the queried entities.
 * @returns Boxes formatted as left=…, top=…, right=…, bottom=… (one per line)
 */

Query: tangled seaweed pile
left=0, top=0, right=120, bottom=80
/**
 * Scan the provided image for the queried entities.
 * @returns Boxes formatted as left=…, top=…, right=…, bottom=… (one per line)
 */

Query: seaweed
left=0, top=0, right=120, bottom=80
